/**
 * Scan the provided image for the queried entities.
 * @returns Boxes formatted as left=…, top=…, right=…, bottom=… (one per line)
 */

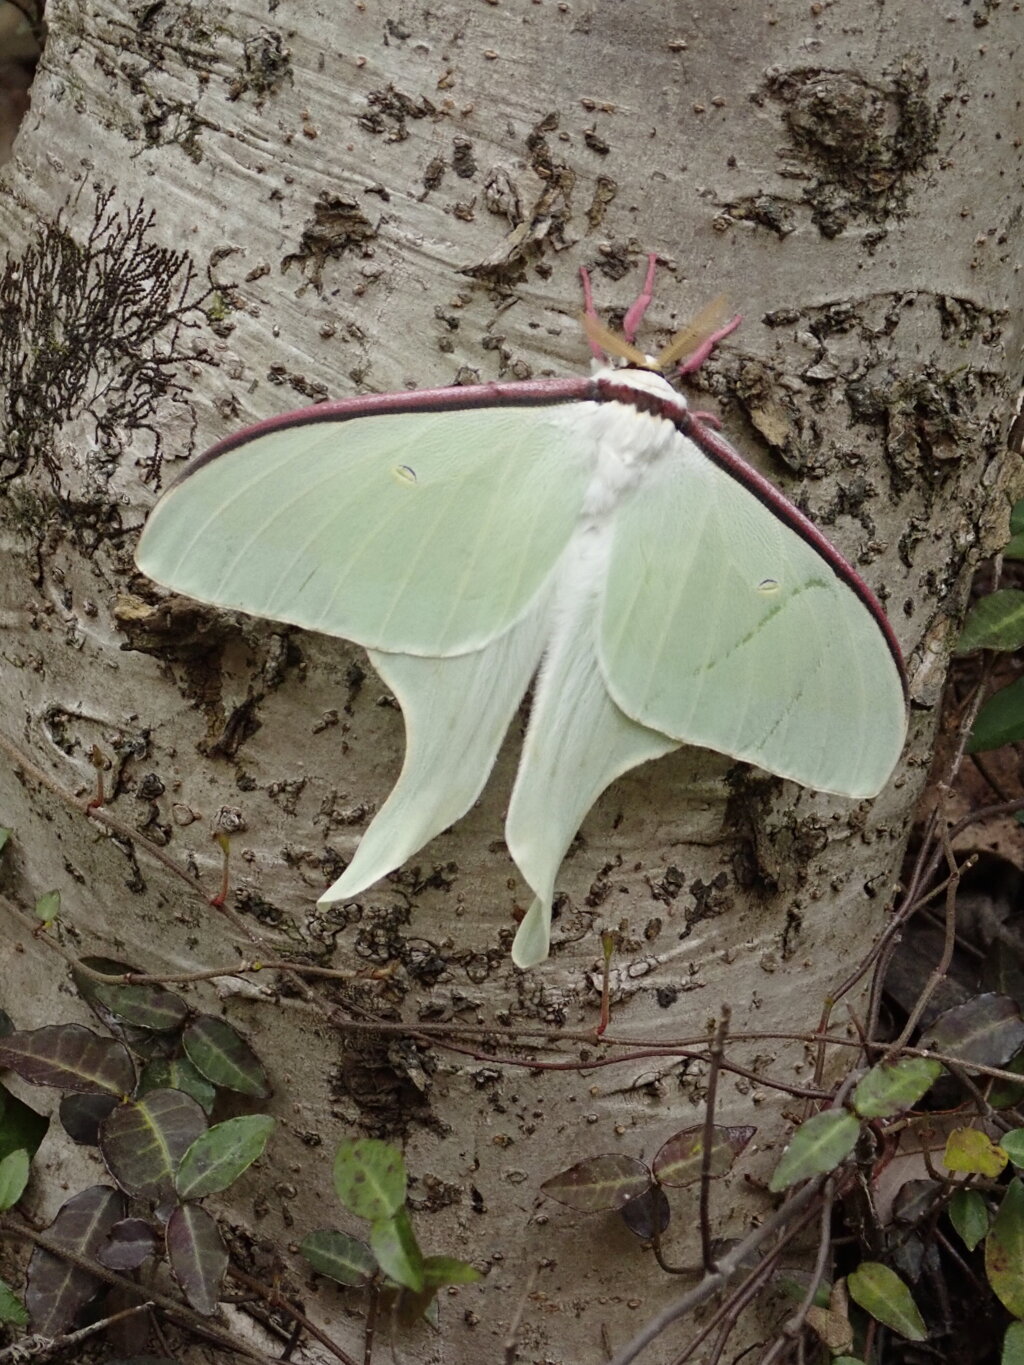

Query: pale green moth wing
left=321, top=601, right=551, bottom=906
left=136, top=403, right=596, bottom=657
left=599, top=428, right=907, bottom=799
left=505, top=533, right=679, bottom=968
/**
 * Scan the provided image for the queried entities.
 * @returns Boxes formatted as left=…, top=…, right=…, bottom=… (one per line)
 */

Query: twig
left=606, top=1174, right=830, bottom=1365
left=0, top=729, right=187, bottom=885
left=0, top=1217, right=282, bottom=1365
left=945, top=795, right=1024, bottom=839
left=699, top=1008, right=729, bottom=1274
left=662, top=1187, right=826, bottom=1365
left=0, top=1301, right=151, bottom=1361
left=362, top=1283, right=378, bottom=1365
left=615, top=1073, right=862, bottom=1365
left=854, top=657, right=994, bottom=1043
left=502, top=1261, right=539, bottom=1365
left=228, top=1264, right=359, bottom=1365
left=758, top=1178, right=837, bottom=1364
left=889, top=817, right=964, bottom=1052
left=703, top=1255, right=782, bottom=1365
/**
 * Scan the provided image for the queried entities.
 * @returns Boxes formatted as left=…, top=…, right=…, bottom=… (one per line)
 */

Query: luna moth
left=135, top=257, right=908, bottom=968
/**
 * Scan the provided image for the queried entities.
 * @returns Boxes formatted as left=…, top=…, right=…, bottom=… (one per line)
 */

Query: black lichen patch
left=451, top=136, right=477, bottom=180
left=648, top=864, right=686, bottom=905
left=725, top=292, right=1006, bottom=499
left=682, top=871, right=732, bottom=935
left=265, top=363, right=329, bottom=402
left=281, top=192, right=378, bottom=291
left=846, top=364, right=997, bottom=495
left=227, top=28, right=293, bottom=100
left=728, top=357, right=820, bottom=475
left=763, top=60, right=940, bottom=237
left=0, top=188, right=204, bottom=541
left=329, top=1031, right=438, bottom=1139
left=586, top=174, right=617, bottom=229
left=113, top=588, right=235, bottom=659
left=233, top=888, right=289, bottom=928
left=586, top=241, right=636, bottom=284
left=117, top=4, right=225, bottom=156
left=713, top=194, right=796, bottom=239
left=135, top=91, right=212, bottom=162
left=838, top=292, right=1006, bottom=497
left=131, top=1, right=219, bottom=73
left=462, top=114, right=575, bottom=285
left=421, top=153, right=445, bottom=192
left=358, top=85, right=436, bottom=142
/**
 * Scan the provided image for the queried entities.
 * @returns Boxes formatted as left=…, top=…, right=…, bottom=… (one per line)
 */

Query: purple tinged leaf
left=97, top=1218, right=158, bottom=1270
left=540, top=1154, right=651, bottom=1212
left=619, top=1185, right=671, bottom=1240
left=25, top=1185, right=125, bottom=1335
left=92, top=980, right=189, bottom=1033
left=652, top=1125, right=756, bottom=1188
left=166, top=1203, right=228, bottom=1316
left=99, top=1089, right=207, bottom=1199
left=72, top=956, right=144, bottom=1023
left=182, top=1016, right=271, bottom=1098
left=0, top=1024, right=134, bottom=1096
left=59, top=1091, right=118, bottom=1146
left=922, top=993, right=1024, bottom=1071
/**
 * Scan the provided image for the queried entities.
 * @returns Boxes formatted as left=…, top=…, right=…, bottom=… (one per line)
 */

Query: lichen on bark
left=0, top=187, right=204, bottom=539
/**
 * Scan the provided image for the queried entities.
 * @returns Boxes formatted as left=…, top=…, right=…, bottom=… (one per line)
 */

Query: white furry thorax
left=569, top=364, right=688, bottom=519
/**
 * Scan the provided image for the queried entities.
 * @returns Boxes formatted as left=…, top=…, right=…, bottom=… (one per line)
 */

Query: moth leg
left=690, top=409, right=723, bottom=430
left=621, top=251, right=660, bottom=343
left=580, top=253, right=661, bottom=365
left=676, top=314, right=743, bottom=376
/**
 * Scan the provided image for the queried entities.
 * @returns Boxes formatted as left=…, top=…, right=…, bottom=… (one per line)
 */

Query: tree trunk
left=0, top=2, right=1020, bottom=1362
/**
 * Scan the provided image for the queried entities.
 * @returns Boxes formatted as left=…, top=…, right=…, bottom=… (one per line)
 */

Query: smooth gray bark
left=0, top=2, right=1020, bottom=1361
